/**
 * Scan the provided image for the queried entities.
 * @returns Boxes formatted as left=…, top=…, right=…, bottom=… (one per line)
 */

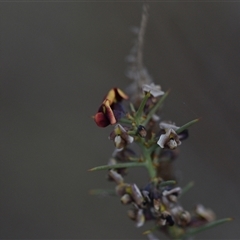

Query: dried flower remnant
left=109, top=124, right=134, bottom=151
left=157, top=128, right=181, bottom=149
left=162, top=187, right=181, bottom=205
left=195, top=204, right=215, bottom=222
left=160, top=121, right=189, bottom=142
left=142, top=83, right=164, bottom=98
left=159, top=122, right=179, bottom=131
left=94, top=88, right=128, bottom=127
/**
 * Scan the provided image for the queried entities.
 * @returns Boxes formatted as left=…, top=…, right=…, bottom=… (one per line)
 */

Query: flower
left=94, top=88, right=128, bottom=127
left=160, top=121, right=189, bottom=141
left=162, top=187, right=182, bottom=205
left=157, top=128, right=181, bottom=149
left=159, top=121, right=179, bottom=131
left=142, top=83, right=164, bottom=97
left=109, top=124, right=134, bottom=151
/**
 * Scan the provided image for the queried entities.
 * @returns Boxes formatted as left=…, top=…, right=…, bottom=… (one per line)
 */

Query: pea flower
left=142, top=83, right=164, bottom=97
left=160, top=121, right=189, bottom=141
left=157, top=128, right=181, bottom=149
left=109, top=124, right=134, bottom=151
left=94, top=88, right=128, bottom=127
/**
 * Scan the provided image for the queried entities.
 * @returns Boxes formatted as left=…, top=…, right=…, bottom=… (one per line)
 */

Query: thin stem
left=180, top=218, right=232, bottom=240
left=88, top=162, right=146, bottom=172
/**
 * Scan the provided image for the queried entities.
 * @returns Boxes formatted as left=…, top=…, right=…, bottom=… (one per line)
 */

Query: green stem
left=143, top=147, right=156, bottom=179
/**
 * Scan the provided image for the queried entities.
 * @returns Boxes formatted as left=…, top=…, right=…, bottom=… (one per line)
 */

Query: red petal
left=94, top=112, right=110, bottom=127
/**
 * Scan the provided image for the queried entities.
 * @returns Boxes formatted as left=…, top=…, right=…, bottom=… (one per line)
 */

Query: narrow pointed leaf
left=181, top=218, right=232, bottom=240
left=142, top=90, right=170, bottom=126
left=119, top=117, right=132, bottom=124
left=179, top=181, right=194, bottom=198
left=89, top=162, right=146, bottom=171
left=89, top=188, right=116, bottom=196
left=130, top=102, right=136, bottom=113
left=159, top=180, right=176, bottom=187
left=135, top=92, right=151, bottom=124
left=143, top=225, right=159, bottom=235
left=146, top=232, right=160, bottom=240
left=128, top=157, right=142, bottom=162
left=176, top=118, right=199, bottom=134
left=127, top=130, right=136, bottom=136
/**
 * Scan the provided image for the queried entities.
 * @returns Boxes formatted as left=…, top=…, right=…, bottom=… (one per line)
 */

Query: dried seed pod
left=108, top=170, right=124, bottom=185
left=160, top=211, right=174, bottom=226
left=131, top=184, right=144, bottom=207
left=136, top=209, right=145, bottom=228
left=121, top=194, right=132, bottom=205
left=178, top=210, right=191, bottom=226
left=142, top=190, right=151, bottom=203
left=115, top=183, right=129, bottom=196
left=195, top=204, right=216, bottom=222
left=127, top=209, right=137, bottom=220
left=168, top=194, right=178, bottom=203
left=153, top=199, right=161, bottom=211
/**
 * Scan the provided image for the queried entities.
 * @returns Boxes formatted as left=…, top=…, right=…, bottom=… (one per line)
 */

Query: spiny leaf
left=88, top=162, right=146, bottom=171
left=179, top=181, right=194, bottom=198
left=119, top=117, right=132, bottom=124
left=89, top=189, right=116, bottom=196
left=181, top=218, right=232, bottom=240
left=135, top=92, right=151, bottom=124
left=159, top=180, right=177, bottom=187
left=176, top=118, right=199, bottom=134
left=130, top=102, right=136, bottom=113
left=143, top=225, right=159, bottom=235
left=142, top=90, right=170, bottom=126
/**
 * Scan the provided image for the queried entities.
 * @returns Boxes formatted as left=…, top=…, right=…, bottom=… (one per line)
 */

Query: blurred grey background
left=0, top=2, right=240, bottom=239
